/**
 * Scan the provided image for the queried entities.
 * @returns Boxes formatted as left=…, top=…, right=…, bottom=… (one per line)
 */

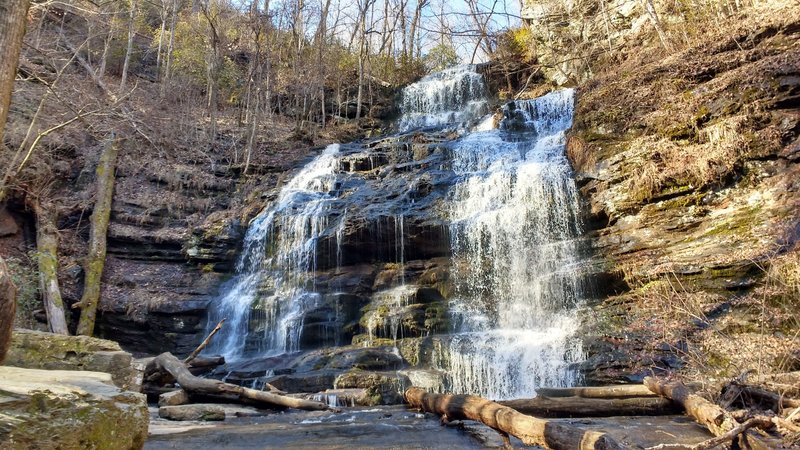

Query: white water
left=437, top=89, right=585, bottom=399
left=206, top=144, right=342, bottom=359
left=207, top=66, right=586, bottom=399
left=397, top=65, right=489, bottom=132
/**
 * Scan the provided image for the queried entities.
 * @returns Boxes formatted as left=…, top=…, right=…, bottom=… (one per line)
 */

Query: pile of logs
left=142, top=320, right=334, bottom=417
left=142, top=320, right=799, bottom=448
left=405, top=372, right=800, bottom=450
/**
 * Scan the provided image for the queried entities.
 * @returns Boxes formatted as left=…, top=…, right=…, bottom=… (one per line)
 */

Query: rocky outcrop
left=569, top=3, right=800, bottom=382
left=0, top=366, right=148, bottom=450
left=5, top=329, right=138, bottom=390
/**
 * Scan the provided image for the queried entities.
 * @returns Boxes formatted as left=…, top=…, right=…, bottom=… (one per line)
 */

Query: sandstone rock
left=5, top=329, right=137, bottom=390
left=0, top=366, right=148, bottom=450
left=333, top=370, right=410, bottom=405
left=158, top=389, right=190, bottom=406
left=158, top=404, right=225, bottom=421
left=398, top=369, right=447, bottom=393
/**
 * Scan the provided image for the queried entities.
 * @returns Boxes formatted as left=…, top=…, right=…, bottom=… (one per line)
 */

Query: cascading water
left=206, top=64, right=587, bottom=400
left=206, top=144, right=342, bottom=359
left=438, top=89, right=586, bottom=399
left=397, top=65, right=489, bottom=132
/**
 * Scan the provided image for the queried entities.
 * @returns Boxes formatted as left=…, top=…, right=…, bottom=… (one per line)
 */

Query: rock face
left=5, top=329, right=137, bottom=390
left=0, top=366, right=148, bottom=450
left=569, top=4, right=800, bottom=382
left=520, top=0, right=646, bottom=85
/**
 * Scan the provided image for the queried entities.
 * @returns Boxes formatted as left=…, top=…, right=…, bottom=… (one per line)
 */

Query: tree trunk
left=75, top=137, right=120, bottom=336
left=405, top=388, right=623, bottom=449
left=534, top=385, right=658, bottom=399
left=161, top=0, right=178, bottom=96
left=642, top=0, right=672, bottom=52
left=120, top=0, right=136, bottom=91
left=155, top=1, right=168, bottom=77
left=643, top=377, right=737, bottom=436
left=498, top=396, right=678, bottom=418
left=33, top=201, right=69, bottom=334
left=0, top=257, right=16, bottom=364
left=0, top=0, right=32, bottom=148
left=99, top=13, right=115, bottom=78
left=146, top=352, right=331, bottom=411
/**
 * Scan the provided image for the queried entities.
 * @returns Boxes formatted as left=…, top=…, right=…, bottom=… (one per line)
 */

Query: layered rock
left=5, top=329, right=137, bottom=390
left=0, top=366, right=148, bottom=450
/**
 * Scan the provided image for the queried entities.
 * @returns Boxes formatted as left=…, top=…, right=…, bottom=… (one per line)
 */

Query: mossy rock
left=5, top=329, right=136, bottom=390
left=0, top=366, right=148, bottom=450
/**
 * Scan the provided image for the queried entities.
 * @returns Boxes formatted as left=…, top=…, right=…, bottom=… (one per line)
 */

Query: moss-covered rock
left=5, top=329, right=137, bottom=390
left=0, top=366, right=148, bottom=450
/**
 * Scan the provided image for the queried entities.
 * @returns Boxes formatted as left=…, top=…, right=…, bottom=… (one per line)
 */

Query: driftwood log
left=644, top=376, right=739, bottom=436
left=405, top=387, right=623, bottom=449
left=146, top=352, right=330, bottom=411
left=535, top=385, right=657, bottom=399
left=499, top=395, right=679, bottom=417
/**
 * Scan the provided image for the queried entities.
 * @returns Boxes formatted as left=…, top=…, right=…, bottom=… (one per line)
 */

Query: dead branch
left=146, top=352, right=331, bottom=411
left=184, top=318, right=225, bottom=365
left=645, top=416, right=773, bottom=450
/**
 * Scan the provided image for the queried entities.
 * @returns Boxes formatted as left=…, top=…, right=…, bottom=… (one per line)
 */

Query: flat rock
left=158, top=404, right=225, bottom=421
left=0, top=366, right=148, bottom=450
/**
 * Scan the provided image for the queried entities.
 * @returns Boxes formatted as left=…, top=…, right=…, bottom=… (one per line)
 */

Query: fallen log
left=738, top=384, right=800, bottom=410
left=644, top=377, right=780, bottom=450
left=644, top=377, right=738, bottom=436
left=405, top=387, right=623, bottom=450
left=535, top=385, right=657, bottom=399
left=187, top=356, right=226, bottom=368
left=499, top=395, right=678, bottom=417
left=146, top=352, right=330, bottom=411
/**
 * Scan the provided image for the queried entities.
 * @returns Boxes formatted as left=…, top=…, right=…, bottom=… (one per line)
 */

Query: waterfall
left=206, top=144, right=342, bottom=360
left=397, top=65, right=489, bottom=132
left=206, top=65, right=587, bottom=400
left=437, top=89, right=586, bottom=399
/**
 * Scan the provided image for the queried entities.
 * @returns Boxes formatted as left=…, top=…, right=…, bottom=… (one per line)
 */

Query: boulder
left=158, top=389, right=190, bottom=406
left=5, top=329, right=137, bottom=390
left=333, top=370, right=410, bottom=405
left=0, top=366, right=148, bottom=450
left=158, top=405, right=225, bottom=421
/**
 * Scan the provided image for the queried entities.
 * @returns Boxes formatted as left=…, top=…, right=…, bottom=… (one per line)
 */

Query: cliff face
left=566, top=2, right=800, bottom=382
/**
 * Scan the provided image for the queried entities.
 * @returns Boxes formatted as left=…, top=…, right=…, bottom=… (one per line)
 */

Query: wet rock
left=305, top=388, right=373, bottom=407
left=398, top=369, right=447, bottom=392
left=333, top=370, right=411, bottom=405
left=0, top=366, right=148, bottom=450
left=265, top=371, right=338, bottom=394
left=159, top=404, right=226, bottom=421
left=5, top=329, right=137, bottom=390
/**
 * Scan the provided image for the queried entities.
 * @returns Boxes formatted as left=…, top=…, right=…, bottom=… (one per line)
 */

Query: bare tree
left=0, top=0, right=31, bottom=362
left=120, top=0, right=137, bottom=91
